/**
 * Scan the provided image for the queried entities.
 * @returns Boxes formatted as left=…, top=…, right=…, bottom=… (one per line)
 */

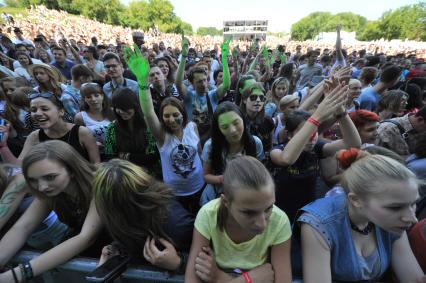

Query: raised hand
left=261, top=46, right=269, bottom=62
left=181, top=32, right=189, bottom=58
left=123, top=44, right=149, bottom=82
left=313, top=83, right=348, bottom=122
left=232, top=45, right=240, bottom=60
left=220, top=37, right=231, bottom=58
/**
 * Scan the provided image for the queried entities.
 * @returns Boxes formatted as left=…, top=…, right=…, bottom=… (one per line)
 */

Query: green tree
left=197, top=26, right=222, bottom=36
left=356, top=21, right=381, bottom=41
left=377, top=2, right=426, bottom=41
left=326, top=12, right=367, bottom=32
left=71, top=0, right=124, bottom=25
left=291, top=12, right=332, bottom=40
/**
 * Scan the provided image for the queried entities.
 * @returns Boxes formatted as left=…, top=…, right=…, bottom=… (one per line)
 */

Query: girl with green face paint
left=124, top=43, right=205, bottom=214
left=240, top=82, right=276, bottom=154
left=199, top=102, right=265, bottom=206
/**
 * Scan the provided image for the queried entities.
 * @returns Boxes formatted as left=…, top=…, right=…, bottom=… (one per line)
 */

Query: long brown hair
left=22, top=140, right=95, bottom=219
left=93, top=159, right=174, bottom=254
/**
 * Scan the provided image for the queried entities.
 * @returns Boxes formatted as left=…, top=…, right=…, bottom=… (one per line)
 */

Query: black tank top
left=38, top=124, right=90, bottom=161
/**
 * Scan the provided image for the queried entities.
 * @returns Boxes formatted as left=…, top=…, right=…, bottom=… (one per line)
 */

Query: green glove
left=181, top=32, right=189, bottom=57
left=270, top=49, right=279, bottom=64
left=261, top=46, right=269, bottom=62
left=123, top=44, right=149, bottom=82
left=221, top=37, right=231, bottom=59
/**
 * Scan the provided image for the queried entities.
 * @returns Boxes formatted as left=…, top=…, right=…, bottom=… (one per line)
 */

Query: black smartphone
left=86, top=255, right=131, bottom=282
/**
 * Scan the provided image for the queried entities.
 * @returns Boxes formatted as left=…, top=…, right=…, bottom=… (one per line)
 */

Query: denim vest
left=298, top=194, right=398, bottom=281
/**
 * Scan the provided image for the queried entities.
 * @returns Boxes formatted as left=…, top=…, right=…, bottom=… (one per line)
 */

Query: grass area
left=0, top=6, right=28, bottom=17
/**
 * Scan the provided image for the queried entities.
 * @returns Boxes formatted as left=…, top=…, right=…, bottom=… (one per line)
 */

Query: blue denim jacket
left=297, top=194, right=398, bottom=281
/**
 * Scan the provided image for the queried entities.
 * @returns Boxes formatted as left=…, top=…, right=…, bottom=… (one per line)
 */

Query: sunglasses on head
left=29, top=91, right=56, bottom=100
left=248, top=94, right=265, bottom=102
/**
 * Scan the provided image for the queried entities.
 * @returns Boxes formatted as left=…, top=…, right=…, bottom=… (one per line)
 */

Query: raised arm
left=123, top=44, right=166, bottom=145
left=270, top=84, right=347, bottom=166
left=298, top=80, right=326, bottom=111
left=321, top=109, right=362, bottom=157
left=248, top=48, right=262, bottom=72
left=231, top=46, right=240, bottom=84
left=335, top=25, right=344, bottom=63
left=259, top=47, right=272, bottom=83
left=176, top=34, right=189, bottom=97
left=216, top=37, right=231, bottom=100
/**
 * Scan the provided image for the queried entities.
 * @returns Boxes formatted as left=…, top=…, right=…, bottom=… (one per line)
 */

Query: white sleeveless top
left=158, top=122, right=204, bottom=196
left=81, top=111, right=110, bottom=145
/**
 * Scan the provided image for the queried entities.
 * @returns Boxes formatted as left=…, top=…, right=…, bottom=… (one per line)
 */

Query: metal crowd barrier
left=12, top=250, right=184, bottom=283
left=12, top=249, right=305, bottom=283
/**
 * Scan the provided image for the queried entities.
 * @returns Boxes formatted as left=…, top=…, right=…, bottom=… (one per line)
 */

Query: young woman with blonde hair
left=299, top=150, right=425, bottom=282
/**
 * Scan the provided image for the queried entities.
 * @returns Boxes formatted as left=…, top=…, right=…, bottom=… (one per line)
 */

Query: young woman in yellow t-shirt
left=186, top=156, right=292, bottom=283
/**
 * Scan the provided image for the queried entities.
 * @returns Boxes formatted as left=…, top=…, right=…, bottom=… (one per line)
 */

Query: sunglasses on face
left=248, top=94, right=265, bottom=102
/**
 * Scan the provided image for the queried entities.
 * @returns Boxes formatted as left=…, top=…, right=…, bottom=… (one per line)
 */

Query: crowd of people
left=2, top=5, right=426, bottom=58
left=0, top=5, right=425, bottom=283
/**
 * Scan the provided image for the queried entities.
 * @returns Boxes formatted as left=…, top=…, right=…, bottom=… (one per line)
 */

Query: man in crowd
left=295, top=50, right=323, bottom=91
left=51, top=46, right=76, bottom=81
left=377, top=106, right=426, bottom=156
left=357, top=64, right=402, bottom=112
left=102, top=52, right=138, bottom=98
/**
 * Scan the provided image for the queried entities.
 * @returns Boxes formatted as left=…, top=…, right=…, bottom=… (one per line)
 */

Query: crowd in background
left=0, top=5, right=425, bottom=283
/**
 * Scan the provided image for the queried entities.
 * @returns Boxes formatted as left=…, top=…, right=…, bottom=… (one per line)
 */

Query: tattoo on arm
left=0, top=179, right=26, bottom=219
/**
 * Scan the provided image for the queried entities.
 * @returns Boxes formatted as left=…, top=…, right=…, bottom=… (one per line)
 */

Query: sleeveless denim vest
left=298, top=194, right=398, bottom=281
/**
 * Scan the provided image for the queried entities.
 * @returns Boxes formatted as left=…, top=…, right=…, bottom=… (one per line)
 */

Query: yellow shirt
left=195, top=198, right=291, bottom=271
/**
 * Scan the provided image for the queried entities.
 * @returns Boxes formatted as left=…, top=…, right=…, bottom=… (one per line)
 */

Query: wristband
left=22, top=262, right=33, bottom=282
left=242, top=272, right=253, bottom=283
left=307, top=117, right=320, bottom=127
left=138, top=84, right=150, bottom=90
